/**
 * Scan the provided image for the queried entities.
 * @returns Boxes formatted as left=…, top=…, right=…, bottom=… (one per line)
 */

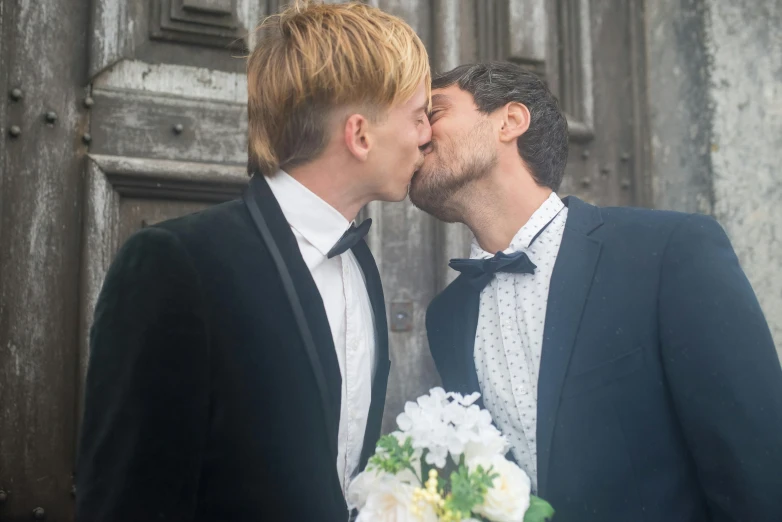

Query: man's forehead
left=431, top=93, right=451, bottom=105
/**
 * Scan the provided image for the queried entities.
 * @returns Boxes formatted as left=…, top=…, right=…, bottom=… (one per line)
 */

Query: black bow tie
left=449, top=251, right=537, bottom=290
left=327, top=219, right=372, bottom=259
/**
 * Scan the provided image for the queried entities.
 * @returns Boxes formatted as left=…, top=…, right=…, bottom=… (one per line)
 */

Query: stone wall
left=646, top=0, right=782, bottom=356
left=708, top=1, right=782, bottom=356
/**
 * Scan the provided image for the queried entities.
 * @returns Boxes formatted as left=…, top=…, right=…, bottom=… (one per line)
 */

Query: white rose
left=355, top=477, right=438, bottom=522
left=347, top=464, right=421, bottom=511
left=348, top=469, right=386, bottom=511
left=461, top=427, right=508, bottom=462
left=469, top=455, right=531, bottom=522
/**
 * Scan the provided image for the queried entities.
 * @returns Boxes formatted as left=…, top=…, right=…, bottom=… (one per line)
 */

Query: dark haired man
left=412, top=62, right=782, bottom=522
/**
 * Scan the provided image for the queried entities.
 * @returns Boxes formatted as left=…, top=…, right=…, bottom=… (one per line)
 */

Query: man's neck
left=457, top=171, right=553, bottom=254
left=286, top=160, right=367, bottom=222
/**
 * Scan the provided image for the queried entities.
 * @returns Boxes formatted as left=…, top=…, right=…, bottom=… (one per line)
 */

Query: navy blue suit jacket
left=426, top=197, right=782, bottom=522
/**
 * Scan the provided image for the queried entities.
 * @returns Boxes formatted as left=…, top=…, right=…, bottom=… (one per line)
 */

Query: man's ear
left=344, top=113, right=371, bottom=161
left=499, top=102, right=531, bottom=143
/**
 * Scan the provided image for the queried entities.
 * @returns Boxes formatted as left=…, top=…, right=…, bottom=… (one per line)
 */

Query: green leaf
left=443, top=464, right=499, bottom=515
left=367, top=435, right=417, bottom=478
left=524, top=495, right=555, bottom=522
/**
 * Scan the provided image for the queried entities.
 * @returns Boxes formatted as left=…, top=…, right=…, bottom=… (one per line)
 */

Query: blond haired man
left=75, top=3, right=431, bottom=521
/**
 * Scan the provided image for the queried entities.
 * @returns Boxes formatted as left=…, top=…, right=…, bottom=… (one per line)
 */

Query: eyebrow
left=430, top=93, right=451, bottom=107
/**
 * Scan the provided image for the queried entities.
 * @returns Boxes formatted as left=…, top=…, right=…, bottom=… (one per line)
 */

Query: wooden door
left=1, top=0, right=91, bottom=518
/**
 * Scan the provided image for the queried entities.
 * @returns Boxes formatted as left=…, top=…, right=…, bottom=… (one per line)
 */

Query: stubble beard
left=409, top=121, right=497, bottom=223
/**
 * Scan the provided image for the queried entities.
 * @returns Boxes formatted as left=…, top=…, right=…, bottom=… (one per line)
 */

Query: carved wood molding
left=479, top=0, right=594, bottom=142
left=89, top=0, right=259, bottom=78
left=89, top=154, right=248, bottom=201
left=476, top=0, right=510, bottom=63
left=150, top=0, right=246, bottom=51
left=557, top=0, right=595, bottom=142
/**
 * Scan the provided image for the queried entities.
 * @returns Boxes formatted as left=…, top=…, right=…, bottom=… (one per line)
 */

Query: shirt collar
left=265, top=169, right=351, bottom=258
left=470, top=192, right=565, bottom=259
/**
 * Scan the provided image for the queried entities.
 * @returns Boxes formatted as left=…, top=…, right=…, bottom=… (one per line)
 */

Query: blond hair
left=247, top=1, right=430, bottom=175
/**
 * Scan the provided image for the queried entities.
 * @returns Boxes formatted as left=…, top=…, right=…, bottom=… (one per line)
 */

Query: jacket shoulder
left=594, top=204, right=713, bottom=245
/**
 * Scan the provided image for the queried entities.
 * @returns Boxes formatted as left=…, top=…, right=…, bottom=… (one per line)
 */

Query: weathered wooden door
left=1, top=0, right=92, bottom=519
left=1, top=1, right=649, bottom=519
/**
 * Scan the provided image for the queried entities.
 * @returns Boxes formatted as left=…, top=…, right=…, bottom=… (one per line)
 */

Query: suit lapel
left=351, top=240, right=391, bottom=469
left=243, top=175, right=342, bottom=464
left=448, top=275, right=484, bottom=400
left=536, top=196, right=603, bottom=496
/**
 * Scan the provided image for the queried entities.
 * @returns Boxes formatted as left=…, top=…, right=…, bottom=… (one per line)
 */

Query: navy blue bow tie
left=449, top=251, right=537, bottom=290
left=327, top=219, right=372, bottom=259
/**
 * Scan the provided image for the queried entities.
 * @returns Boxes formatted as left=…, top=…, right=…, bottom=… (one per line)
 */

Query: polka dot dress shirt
left=471, top=192, right=567, bottom=493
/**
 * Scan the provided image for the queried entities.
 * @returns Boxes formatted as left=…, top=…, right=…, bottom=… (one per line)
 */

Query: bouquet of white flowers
left=348, top=388, right=554, bottom=522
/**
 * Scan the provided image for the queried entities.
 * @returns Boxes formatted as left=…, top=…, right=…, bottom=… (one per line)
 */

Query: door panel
left=548, top=0, right=651, bottom=208
left=118, top=198, right=213, bottom=246
left=89, top=89, right=248, bottom=164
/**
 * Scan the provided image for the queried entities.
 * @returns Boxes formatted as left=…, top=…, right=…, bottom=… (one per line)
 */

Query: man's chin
left=407, top=186, right=434, bottom=215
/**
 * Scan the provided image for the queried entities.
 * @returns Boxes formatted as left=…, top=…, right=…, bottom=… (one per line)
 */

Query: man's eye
left=428, top=110, right=441, bottom=121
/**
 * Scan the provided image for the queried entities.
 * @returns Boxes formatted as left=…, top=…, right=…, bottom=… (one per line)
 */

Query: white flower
left=461, top=423, right=508, bottom=462
left=447, top=391, right=481, bottom=406
left=394, top=388, right=507, bottom=468
left=396, top=390, right=454, bottom=468
left=348, top=455, right=422, bottom=511
left=451, top=404, right=508, bottom=462
left=354, top=477, right=437, bottom=522
left=469, top=455, right=532, bottom=522
left=348, top=469, right=388, bottom=511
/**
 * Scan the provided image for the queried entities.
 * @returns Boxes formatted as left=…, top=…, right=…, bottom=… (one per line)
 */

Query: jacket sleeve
left=75, top=227, right=210, bottom=522
left=659, top=213, right=782, bottom=522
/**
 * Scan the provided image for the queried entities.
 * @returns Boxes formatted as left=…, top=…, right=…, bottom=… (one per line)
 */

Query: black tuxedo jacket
left=427, top=196, right=782, bottom=522
left=76, top=175, right=390, bottom=522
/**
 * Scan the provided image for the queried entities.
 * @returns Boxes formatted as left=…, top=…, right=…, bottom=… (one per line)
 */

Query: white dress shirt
left=266, top=170, right=376, bottom=497
left=472, top=192, right=568, bottom=493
